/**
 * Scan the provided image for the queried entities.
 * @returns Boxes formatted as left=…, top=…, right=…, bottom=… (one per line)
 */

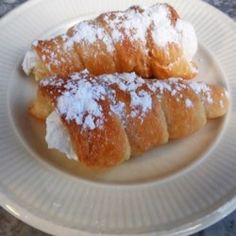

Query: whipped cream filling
left=176, top=20, right=198, bottom=60
left=46, top=111, right=78, bottom=161
left=22, top=50, right=37, bottom=75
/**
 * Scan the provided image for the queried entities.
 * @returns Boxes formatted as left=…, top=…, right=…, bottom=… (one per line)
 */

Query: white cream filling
left=176, top=20, right=198, bottom=60
left=22, top=50, right=37, bottom=75
left=46, top=111, right=78, bottom=161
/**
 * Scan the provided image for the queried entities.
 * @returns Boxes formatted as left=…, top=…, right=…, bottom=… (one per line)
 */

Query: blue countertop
left=0, top=0, right=235, bottom=235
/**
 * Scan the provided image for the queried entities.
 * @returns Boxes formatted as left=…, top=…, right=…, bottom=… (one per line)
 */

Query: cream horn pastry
left=23, top=3, right=198, bottom=81
left=32, top=70, right=229, bottom=168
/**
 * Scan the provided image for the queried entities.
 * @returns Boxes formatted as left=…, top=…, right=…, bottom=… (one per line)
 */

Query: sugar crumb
left=185, top=98, right=193, bottom=108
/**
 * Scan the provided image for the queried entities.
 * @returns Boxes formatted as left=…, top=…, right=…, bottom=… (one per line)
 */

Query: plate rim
left=0, top=0, right=236, bottom=235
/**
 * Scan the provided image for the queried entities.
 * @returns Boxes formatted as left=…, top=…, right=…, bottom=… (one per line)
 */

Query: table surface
left=0, top=0, right=236, bottom=235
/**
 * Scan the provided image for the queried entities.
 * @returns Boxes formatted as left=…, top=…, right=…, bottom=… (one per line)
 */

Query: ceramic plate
left=0, top=0, right=236, bottom=235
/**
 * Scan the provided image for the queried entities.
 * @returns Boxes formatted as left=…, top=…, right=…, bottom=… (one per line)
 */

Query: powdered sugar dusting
left=29, top=3, right=197, bottom=76
left=37, top=42, right=65, bottom=71
left=40, top=76, right=64, bottom=87
left=149, top=4, right=180, bottom=47
left=147, top=80, right=172, bottom=93
left=64, top=21, right=114, bottom=53
left=101, top=72, right=145, bottom=91
left=62, top=3, right=197, bottom=54
left=99, top=72, right=152, bottom=122
left=185, top=98, right=193, bottom=108
left=189, top=82, right=213, bottom=104
left=102, top=4, right=190, bottom=49
left=40, top=71, right=225, bottom=130
left=55, top=73, right=107, bottom=130
left=130, top=90, right=152, bottom=119
left=103, top=7, right=150, bottom=44
left=110, top=101, right=126, bottom=125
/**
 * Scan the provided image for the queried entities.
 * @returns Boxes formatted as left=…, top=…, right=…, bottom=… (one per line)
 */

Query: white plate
left=0, top=0, right=236, bottom=235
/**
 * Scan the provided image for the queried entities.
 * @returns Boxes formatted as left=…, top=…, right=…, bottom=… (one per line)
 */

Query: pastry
left=22, top=3, right=198, bottom=81
left=34, top=70, right=229, bottom=168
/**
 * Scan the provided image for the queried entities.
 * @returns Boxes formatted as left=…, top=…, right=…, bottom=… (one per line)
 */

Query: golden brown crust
left=96, top=6, right=152, bottom=77
left=28, top=89, right=53, bottom=120
left=160, top=82, right=207, bottom=138
left=166, top=3, right=179, bottom=25
left=71, top=21, right=117, bottom=76
left=106, top=83, right=169, bottom=155
left=147, top=35, right=197, bottom=80
left=62, top=108, right=130, bottom=168
left=126, top=95, right=169, bottom=155
left=202, top=85, right=229, bottom=119
left=34, top=36, right=84, bottom=79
